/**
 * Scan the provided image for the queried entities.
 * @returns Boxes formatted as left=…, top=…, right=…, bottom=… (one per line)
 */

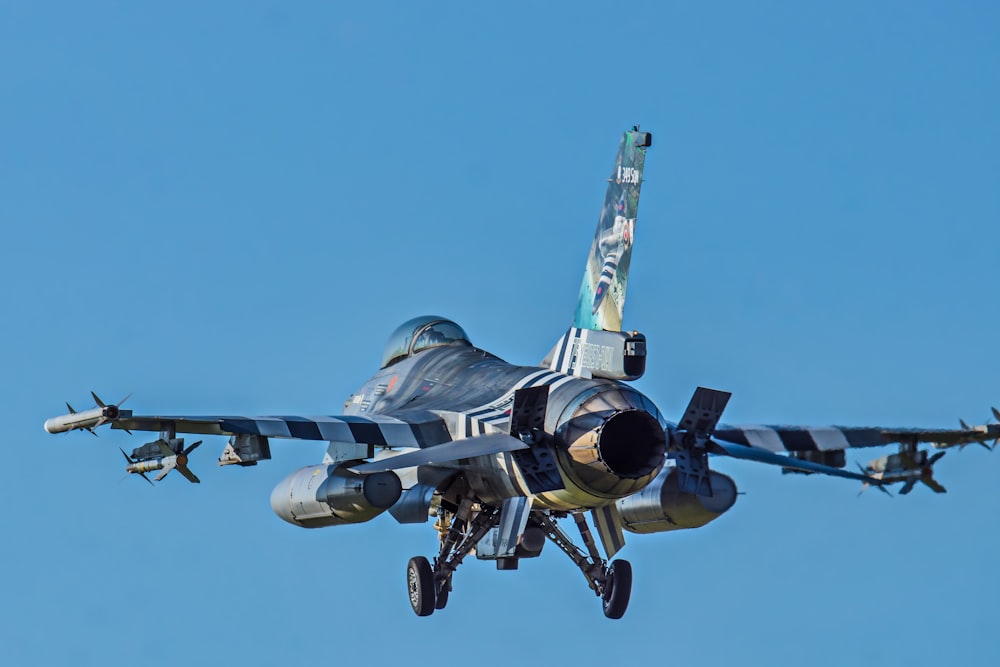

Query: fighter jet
left=44, top=127, right=998, bottom=619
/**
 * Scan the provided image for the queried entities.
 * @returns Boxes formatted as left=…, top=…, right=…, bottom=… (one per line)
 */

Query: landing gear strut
left=406, top=503, right=631, bottom=619
left=405, top=498, right=500, bottom=617
left=535, top=510, right=633, bottom=619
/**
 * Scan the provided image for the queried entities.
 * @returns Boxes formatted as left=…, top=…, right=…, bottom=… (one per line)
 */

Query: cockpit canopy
left=380, top=316, right=472, bottom=368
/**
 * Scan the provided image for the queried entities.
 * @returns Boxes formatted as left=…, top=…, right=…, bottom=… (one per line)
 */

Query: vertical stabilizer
left=573, top=127, right=652, bottom=332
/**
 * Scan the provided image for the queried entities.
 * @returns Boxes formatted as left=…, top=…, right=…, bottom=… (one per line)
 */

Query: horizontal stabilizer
left=710, top=439, right=884, bottom=485
left=350, top=434, right=529, bottom=474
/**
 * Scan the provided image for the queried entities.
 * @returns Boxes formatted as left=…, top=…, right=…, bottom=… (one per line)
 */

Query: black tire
left=602, top=559, right=632, bottom=619
left=407, top=556, right=435, bottom=617
left=435, top=578, right=450, bottom=610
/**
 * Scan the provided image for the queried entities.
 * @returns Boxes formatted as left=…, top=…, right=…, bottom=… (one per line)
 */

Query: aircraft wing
left=712, top=423, right=1000, bottom=453
left=707, top=438, right=881, bottom=483
left=111, top=412, right=453, bottom=447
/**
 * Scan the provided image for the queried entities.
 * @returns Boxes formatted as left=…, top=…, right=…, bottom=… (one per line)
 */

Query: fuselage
left=344, top=342, right=667, bottom=511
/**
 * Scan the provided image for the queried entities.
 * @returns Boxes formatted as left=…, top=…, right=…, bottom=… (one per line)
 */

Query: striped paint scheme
left=222, top=415, right=452, bottom=447
left=455, top=368, right=573, bottom=439
left=715, top=425, right=910, bottom=452
left=115, top=369, right=574, bottom=453
left=115, top=414, right=452, bottom=447
left=591, top=504, right=626, bottom=559
left=592, top=253, right=620, bottom=315
left=548, top=327, right=595, bottom=377
left=495, top=497, right=532, bottom=557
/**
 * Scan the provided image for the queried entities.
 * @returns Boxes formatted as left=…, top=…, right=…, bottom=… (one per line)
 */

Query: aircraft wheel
left=602, top=559, right=632, bottom=619
left=435, top=578, right=450, bottom=610
left=407, top=556, right=435, bottom=617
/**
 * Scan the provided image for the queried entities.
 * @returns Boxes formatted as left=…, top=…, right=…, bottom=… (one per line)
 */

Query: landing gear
left=406, top=497, right=501, bottom=616
left=406, top=501, right=633, bottom=619
left=406, top=556, right=435, bottom=617
left=434, top=577, right=450, bottom=610
left=535, top=511, right=634, bottom=619
left=602, top=559, right=632, bottom=619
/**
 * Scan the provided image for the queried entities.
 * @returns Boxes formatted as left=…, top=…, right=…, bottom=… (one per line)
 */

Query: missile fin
left=176, top=464, right=201, bottom=484
left=922, top=477, right=947, bottom=494
left=154, top=459, right=177, bottom=482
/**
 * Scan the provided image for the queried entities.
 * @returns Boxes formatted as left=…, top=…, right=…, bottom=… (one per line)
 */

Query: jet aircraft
left=45, top=127, right=998, bottom=618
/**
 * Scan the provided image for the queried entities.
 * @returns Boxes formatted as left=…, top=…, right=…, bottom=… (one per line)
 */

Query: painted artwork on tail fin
left=574, top=126, right=651, bottom=331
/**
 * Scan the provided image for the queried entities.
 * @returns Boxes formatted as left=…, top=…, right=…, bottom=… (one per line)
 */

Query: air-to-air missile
left=43, top=392, right=131, bottom=435
left=120, top=439, right=202, bottom=485
left=860, top=448, right=947, bottom=495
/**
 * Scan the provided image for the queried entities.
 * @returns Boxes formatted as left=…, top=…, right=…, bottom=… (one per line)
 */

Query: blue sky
left=3, top=2, right=998, bottom=665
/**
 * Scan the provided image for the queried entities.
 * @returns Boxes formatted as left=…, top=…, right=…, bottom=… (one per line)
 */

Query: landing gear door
left=476, top=497, right=532, bottom=559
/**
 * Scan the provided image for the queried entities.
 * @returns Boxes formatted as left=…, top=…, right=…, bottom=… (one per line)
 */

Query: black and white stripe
left=713, top=425, right=890, bottom=452
left=494, top=497, right=532, bottom=557
left=591, top=252, right=620, bottom=314
left=220, top=414, right=452, bottom=447
left=456, top=369, right=572, bottom=438
left=548, top=327, right=601, bottom=377
left=591, top=504, right=625, bottom=559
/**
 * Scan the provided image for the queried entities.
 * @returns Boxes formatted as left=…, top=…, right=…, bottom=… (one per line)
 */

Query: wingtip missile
left=44, top=407, right=105, bottom=434
left=43, top=392, right=132, bottom=434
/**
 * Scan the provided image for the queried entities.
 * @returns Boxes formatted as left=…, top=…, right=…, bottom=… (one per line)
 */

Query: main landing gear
left=406, top=497, right=501, bottom=617
left=534, top=511, right=633, bottom=619
left=406, top=500, right=632, bottom=619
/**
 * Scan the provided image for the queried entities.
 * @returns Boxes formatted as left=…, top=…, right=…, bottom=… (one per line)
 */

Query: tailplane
left=573, top=126, right=652, bottom=332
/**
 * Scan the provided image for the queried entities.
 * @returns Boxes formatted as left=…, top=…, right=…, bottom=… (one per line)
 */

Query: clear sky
left=3, top=2, right=998, bottom=665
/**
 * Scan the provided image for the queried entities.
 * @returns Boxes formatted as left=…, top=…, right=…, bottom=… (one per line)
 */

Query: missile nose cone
left=44, top=417, right=66, bottom=434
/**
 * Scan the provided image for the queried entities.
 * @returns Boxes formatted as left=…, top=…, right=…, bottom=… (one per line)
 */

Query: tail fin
left=573, top=127, right=652, bottom=332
